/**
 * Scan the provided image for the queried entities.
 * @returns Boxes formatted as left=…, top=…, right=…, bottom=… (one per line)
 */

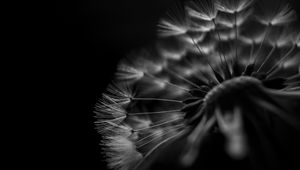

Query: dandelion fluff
left=95, top=0, right=300, bottom=169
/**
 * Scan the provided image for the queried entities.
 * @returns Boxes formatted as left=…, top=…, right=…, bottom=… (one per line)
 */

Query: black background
left=53, top=0, right=173, bottom=169
left=52, top=0, right=300, bottom=169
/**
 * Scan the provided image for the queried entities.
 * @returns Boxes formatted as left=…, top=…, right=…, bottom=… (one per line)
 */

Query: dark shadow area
left=53, top=0, right=172, bottom=169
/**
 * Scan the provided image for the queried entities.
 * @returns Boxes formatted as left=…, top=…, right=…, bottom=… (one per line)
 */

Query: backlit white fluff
left=95, top=0, right=300, bottom=169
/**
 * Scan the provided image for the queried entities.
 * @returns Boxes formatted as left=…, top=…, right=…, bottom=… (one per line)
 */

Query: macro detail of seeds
left=95, top=0, right=300, bottom=169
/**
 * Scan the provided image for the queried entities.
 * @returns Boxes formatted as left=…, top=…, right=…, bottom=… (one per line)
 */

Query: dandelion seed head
left=255, top=2, right=297, bottom=26
left=158, top=2, right=191, bottom=37
left=216, top=0, right=254, bottom=13
left=116, top=64, right=145, bottom=81
left=185, top=0, right=218, bottom=21
left=189, top=20, right=216, bottom=32
left=103, top=135, right=143, bottom=170
left=95, top=0, right=300, bottom=169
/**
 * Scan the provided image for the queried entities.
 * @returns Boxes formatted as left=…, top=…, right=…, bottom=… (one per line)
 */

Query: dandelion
left=215, top=0, right=254, bottom=14
left=95, top=0, right=300, bottom=170
left=158, top=2, right=190, bottom=37
left=116, top=64, right=144, bottom=82
left=255, top=3, right=297, bottom=26
left=185, top=0, right=218, bottom=21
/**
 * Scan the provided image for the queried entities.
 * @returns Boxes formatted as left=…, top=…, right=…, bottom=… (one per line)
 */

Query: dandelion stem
left=136, top=124, right=184, bottom=145
left=98, top=116, right=127, bottom=122
left=212, top=19, right=232, bottom=79
left=137, top=133, right=163, bottom=148
left=191, top=37, right=204, bottom=56
left=249, top=42, right=255, bottom=63
left=235, top=12, right=238, bottom=60
left=133, top=118, right=183, bottom=132
left=96, top=119, right=128, bottom=133
left=136, top=130, right=163, bottom=144
left=244, top=42, right=255, bottom=73
left=286, top=74, right=300, bottom=81
left=266, top=88, right=300, bottom=97
left=132, top=97, right=183, bottom=104
left=128, top=109, right=181, bottom=116
left=257, top=45, right=276, bottom=72
left=266, top=44, right=296, bottom=76
left=253, top=25, right=270, bottom=65
left=99, top=102, right=125, bottom=112
left=212, top=19, right=229, bottom=65
left=281, top=86, right=300, bottom=92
